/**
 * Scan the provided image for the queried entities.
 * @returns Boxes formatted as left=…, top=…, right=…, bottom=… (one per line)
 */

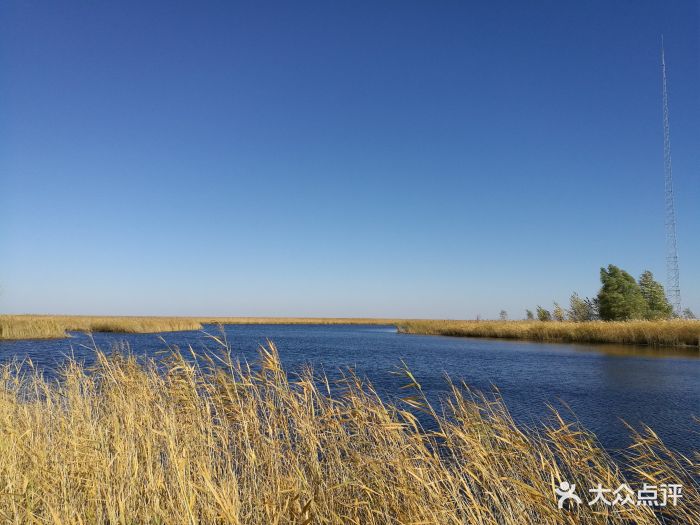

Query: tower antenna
left=661, top=37, right=682, bottom=315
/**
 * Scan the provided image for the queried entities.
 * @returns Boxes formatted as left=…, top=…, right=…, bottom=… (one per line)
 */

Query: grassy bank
left=0, top=342, right=696, bottom=524
left=0, top=315, right=403, bottom=341
left=398, top=319, right=700, bottom=348
left=0, top=315, right=204, bottom=340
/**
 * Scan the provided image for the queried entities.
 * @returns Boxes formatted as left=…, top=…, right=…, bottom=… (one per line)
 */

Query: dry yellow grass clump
left=0, top=315, right=68, bottom=340
left=0, top=341, right=696, bottom=524
left=0, top=315, right=204, bottom=340
left=398, top=319, right=700, bottom=348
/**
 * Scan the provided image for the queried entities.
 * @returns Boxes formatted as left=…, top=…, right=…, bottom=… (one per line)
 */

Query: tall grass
left=398, top=319, right=700, bottom=348
left=0, top=341, right=696, bottom=523
left=0, top=316, right=68, bottom=340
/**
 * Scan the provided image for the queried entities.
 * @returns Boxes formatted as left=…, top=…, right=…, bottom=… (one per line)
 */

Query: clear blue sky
left=1, top=1, right=698, bottom=318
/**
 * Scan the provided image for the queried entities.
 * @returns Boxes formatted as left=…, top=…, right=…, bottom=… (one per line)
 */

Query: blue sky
left=1, top=1, right=698, bottom=318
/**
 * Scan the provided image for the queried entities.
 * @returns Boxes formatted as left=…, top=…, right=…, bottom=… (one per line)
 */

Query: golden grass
left=0, top=315, right=404, bottom=341
left=0, top=340, right=696, bottom=524
left=398, top=319, right=700, bottom=348
left=0, top=315, right=204, bottom=340
left=0, top=316, right=68, bottom=340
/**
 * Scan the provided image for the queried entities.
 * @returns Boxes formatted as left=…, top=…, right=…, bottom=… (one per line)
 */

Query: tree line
left=508, top=264, right=695, bottom=322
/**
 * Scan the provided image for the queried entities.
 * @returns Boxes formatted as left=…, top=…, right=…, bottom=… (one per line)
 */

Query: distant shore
left=1, top=315, right=699, bottom=348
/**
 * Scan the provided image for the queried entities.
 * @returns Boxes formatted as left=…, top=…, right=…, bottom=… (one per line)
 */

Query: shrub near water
left=0, top=341, right=697, bottom=524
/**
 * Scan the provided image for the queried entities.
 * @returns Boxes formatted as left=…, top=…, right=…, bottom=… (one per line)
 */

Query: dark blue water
left=0, top=324, right=698, bottom=455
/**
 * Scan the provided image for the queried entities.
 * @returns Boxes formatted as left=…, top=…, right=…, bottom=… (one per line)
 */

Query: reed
left=0, top=341, right=695, bottom=524
left=0, top=315, right=204, bottom=340
left=398, top=319, right=700, bottom=348
left=0, top=315, right=68, bottom=340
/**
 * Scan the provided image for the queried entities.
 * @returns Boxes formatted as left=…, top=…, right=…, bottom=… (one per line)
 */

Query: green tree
left=499, top=310, right=508, bottom=321
left=585, top=297, right=600, bottom=320
left=525, top=309, right=534, bottom=320
left=597, top=265, right=647, bottom=321
left=638, top=270, right=673, bottom=320
left=536, top=306, right=552, bottom=322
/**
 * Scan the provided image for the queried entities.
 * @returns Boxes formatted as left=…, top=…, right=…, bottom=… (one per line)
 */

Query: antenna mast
left=661, top=39, right=682, bottom=315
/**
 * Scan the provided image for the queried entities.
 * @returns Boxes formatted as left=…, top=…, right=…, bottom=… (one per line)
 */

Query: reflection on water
left=0, top=324, right=698, bottom=456
left=569, top=342, right=700, bottom=359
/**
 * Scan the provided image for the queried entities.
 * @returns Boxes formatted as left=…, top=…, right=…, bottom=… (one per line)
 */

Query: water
left=0, top=324, right=698, bottom=455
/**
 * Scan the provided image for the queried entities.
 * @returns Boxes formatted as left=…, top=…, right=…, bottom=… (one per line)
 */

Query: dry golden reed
left=0, top=340, right=696, bottom=524
left=398, top=319, right=700, bottom=348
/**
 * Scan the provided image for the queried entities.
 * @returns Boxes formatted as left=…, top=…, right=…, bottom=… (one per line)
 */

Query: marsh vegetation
left=398, top=319, right=700, bottom=348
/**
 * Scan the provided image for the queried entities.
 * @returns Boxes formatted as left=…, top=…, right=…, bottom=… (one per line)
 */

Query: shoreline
left=2, top=315, right=699, bottom=349
left=0, top=315, right=407, bottom=341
